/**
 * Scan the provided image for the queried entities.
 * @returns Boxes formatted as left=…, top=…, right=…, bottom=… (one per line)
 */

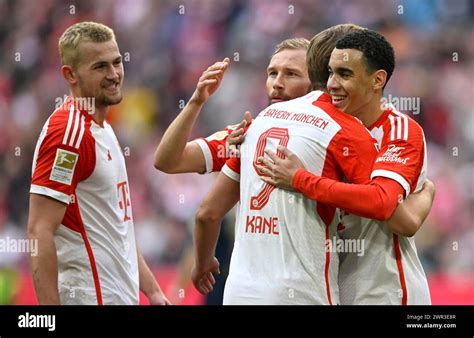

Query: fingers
left=260, top=175, right=277, bottom=187
left=256, top=164, right=273, bottom=177
left=208, top=271, right=216, bottom=285
left=228, top=128, right=244, bottom=146
left=207, top=58, right=229, bottom=72
left=244, top=111, right=253, bottom=124
left=277, top=145, right=292, bottom=157
left=264, top=149, right=279, bottom=163
left=257, top=156, right=274, bottom=169
left=199, top=69, right=224, bottom=83
left=235, top=119, right=247, bottom=130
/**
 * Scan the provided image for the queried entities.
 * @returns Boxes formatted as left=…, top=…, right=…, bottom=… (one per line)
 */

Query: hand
left=256, top=146, right=305, bottom=190
left=190, top=58, right=230, bottom=105
left=147, top=289, right=172, bottom=305
left=191, top=257, right=220, bottom=295
left=226, top=111, right=252, bottom=157
left=422, top=178, right=436, bottom=198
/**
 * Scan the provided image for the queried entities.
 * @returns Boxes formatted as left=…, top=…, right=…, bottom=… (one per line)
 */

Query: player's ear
left=372, top=69, right=387, bottom=91
left=61, top=65, right=78, bottom=85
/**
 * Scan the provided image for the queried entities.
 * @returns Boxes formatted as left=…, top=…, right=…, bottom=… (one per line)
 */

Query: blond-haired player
left=27, top=21, right=169, bottom=305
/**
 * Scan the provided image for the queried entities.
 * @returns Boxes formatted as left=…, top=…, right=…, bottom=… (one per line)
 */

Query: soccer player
left=153, top=38, right=312, bottom=174
left=258, top=29, right=433, bottom=304
left=191, top=25, right=434, bottom=304
left=193, top=24, right=381, bottom=305
left=154, top=38, right=312, bottom=303
left=27, top=22, right=169, bottom=305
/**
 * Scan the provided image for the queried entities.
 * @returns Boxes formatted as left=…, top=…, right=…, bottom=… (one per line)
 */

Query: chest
left=88, top=125, right=128, bottom=189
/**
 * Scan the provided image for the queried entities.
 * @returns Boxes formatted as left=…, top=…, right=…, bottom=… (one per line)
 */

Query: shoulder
left=42, top=104, right=94, bottom=153
left=383, top=108, right=424, bottom=143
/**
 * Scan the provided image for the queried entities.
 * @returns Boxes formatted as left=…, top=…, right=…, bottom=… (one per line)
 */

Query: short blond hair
left=307, top=24, right=366, bottom=90
left=273, top=38, right=310, bottom=56
left=59, top=21, right=115, bottom=68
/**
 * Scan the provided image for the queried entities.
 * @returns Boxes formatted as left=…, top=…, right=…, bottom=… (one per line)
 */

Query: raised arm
left=27, top=194, right=67, bottom=304
left=192, top=173, right=239, bottom=295
left=154, top=58, right=229, bottom=174
left=386, top=179, right=435, bottom=237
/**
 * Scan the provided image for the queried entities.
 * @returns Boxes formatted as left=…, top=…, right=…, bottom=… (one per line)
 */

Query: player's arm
left=27, top=194, right=66, bottom=305
left=386, top=179, right=435, bottom=237
left=290, top=168, right=402, bottom=221
left=137, top=248, right=170, bottom=305
left=192, top=172, right=239, bottom=295
left=258, top=138, right=402, bottom=221
left=154, top=58, right=229, bottom=174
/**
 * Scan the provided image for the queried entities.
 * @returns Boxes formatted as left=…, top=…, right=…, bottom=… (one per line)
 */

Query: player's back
left=222, top=91, right=376, bottom=305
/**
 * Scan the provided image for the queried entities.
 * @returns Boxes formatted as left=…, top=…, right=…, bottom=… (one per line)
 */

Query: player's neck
left=91, top=107, right=107, bottom=126
left=355, top=97, right=384, bottom=128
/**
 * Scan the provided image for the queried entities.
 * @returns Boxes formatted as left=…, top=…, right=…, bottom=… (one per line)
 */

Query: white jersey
left=338, top=107, right=431, bottom=305
left=222, top=91, right=378, bottom=305
left=30, top=96, right=139, bottom=305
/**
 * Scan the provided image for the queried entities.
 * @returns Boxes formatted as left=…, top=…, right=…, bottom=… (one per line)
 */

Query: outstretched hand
left=256, top=145, right=305, bottom=190
left=191, top=58, right=230, bottom=105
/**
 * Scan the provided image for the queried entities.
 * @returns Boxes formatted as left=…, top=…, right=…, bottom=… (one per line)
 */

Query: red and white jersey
left=194, top=124, right=238, bottom=173
left=30, top=96, right=139, bottom=305
left=221, top=91, right=378, bottom=305
left=338, top=106, right=430, bottom=305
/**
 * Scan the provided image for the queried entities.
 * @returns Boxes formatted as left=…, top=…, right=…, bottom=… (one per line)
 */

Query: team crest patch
left=49, top=149, right=79, bottom=185
left=206, top=130, right=228, bottom=141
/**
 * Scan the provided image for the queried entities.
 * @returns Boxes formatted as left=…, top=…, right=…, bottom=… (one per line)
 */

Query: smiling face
left=266, top=48, right=312, bottom=105
left=73, top=39, right=124, bottom=109
left=327, top=48, right=377, bottom=118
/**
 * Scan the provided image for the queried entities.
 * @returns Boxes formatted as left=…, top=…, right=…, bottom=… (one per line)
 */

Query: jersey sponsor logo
left=245, top=215, right=279, bottom=235
left=375, top=144, right=410, bottom=165
left=49, top=149, right=79, bottom=185
left=117, top=181, right=132, bottom=222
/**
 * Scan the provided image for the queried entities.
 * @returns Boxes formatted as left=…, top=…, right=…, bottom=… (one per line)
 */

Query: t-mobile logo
left=117, top=181, right=131, bottom=221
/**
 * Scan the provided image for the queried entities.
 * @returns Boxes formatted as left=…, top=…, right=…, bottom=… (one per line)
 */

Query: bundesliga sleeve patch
left=206, top=130, right=228, bottom=141
left=49, top=149, right=79, bottom=185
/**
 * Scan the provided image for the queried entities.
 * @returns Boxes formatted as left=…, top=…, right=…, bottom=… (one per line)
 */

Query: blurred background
left=0, top=0, right=472, bottom=305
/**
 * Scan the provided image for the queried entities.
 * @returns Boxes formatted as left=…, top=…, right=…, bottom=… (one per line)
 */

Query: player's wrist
left=292, top=168, right=307, bottom=191
left=189, top=93, right=207, bottom=107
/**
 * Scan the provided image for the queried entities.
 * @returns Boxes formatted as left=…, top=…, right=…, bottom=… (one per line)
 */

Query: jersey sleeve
left=193, top=122, right=251, bottom=174
left=30, top=117, right=95, bottom=204
left=291, top=124, right=403, bottom=220
left=193, top=130, right=229, bottom=174
left=222, top=156, right=240, bottom=182
left=329, top=126, right=378, bottom=184
left=371, top=121, right=425, bottom=197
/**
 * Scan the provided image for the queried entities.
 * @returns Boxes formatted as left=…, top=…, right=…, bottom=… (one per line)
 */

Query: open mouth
left=271, top=97, right=284, bottom=103
left=331, top=95, right=347, bottom=107
left=104, top=83, right=120, bottom=92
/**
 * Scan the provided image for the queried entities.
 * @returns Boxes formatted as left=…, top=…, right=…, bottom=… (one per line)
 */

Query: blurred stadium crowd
left=0, top=0, right=472, bottom=304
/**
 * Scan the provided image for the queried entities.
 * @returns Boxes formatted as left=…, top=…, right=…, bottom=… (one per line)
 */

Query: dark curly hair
left=335, top=29, right=395, bottom=89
